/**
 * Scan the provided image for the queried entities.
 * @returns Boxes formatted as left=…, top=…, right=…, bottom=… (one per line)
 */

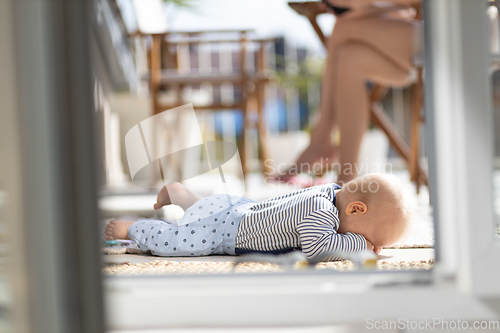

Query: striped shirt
left=235, top=183, right=367, bottom=260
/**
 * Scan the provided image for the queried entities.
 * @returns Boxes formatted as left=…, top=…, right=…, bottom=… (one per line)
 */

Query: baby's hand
left=365, top=239, right=374, bottom=252
left=365, top=239, right=382, bottom=254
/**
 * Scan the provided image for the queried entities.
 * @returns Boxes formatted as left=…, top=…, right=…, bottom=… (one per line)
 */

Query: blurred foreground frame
left=1, top=0, right=104, bottom=332
left=1, top=0, right=500, bottom=332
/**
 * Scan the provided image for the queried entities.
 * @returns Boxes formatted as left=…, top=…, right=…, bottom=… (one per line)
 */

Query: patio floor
left=101, top=248, right=435, bottom=276
left=102, top=248, right=434, bottom=266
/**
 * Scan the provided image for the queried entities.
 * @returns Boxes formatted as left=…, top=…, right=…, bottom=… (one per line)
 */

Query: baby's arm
left=297, top=209, right=368, bottom=261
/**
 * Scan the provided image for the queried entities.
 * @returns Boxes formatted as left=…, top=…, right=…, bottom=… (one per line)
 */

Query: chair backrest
left=159, top=30, right=257, bottom=74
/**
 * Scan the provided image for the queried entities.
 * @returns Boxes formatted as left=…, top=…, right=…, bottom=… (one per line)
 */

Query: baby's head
left=336, top=173, right=415, bottom=249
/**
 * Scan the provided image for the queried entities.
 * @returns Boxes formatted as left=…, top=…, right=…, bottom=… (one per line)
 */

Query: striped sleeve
left=297, top=209, right=367, bottom=260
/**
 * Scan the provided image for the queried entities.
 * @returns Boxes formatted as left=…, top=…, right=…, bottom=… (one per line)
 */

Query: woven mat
left=102, top=259, right=434, bottom=276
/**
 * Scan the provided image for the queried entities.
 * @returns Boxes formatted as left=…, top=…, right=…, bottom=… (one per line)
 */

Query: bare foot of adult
left=104, top=220, right=135, bottom=240
left=275, top=144, right=339, bottom=182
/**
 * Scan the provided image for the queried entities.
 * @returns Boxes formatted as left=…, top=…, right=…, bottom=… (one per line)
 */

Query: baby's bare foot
left=154, top=185, right=172, bottom=210
left=104, top=220, right=135, bottom=240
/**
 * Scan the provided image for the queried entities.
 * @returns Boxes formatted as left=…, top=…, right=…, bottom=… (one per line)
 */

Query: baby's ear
left=345, top=201, right=368, bottom=215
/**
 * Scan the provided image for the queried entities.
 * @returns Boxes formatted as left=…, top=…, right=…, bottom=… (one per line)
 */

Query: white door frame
left=424, top=0, right=500, bottom=295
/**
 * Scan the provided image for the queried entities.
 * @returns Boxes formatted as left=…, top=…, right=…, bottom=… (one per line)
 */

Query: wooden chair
left=289, top=1, right=428, bottom=190
left=142, top=30, right=274, bottom=177
left=109, top=0, right=273, bottom=177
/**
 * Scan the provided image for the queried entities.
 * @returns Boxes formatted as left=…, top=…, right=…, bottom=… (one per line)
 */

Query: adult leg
left=334, top=41, right=410, bottom=184
left=329, top=15, right=414, bottom=71
left=291, top=32, right=340, bottom=173
left=291, top=15, right=414, bottom=175
left=324, top=15, right=414, bottom=141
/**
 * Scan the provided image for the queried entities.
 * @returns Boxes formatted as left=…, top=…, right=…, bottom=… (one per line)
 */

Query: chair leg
left=409, top=68, right=424, bottom=192
left=256, top=84, right=272, bottom=176
left=370, top=82, right=428, bottom=191
left=239, top=95, right=249, bottom=178
left=150, top=35, right=162, bottom=187
left=370, top=101, right=428, bottom=186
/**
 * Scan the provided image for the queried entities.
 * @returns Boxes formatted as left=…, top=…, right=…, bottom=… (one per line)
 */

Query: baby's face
left=340, top=215, right=399, bottom=248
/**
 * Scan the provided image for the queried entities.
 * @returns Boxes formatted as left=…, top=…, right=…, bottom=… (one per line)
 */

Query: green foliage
left=162, top=0, right=197, bottom=9
left=272, top=54, right=325, bottom=132
left=273, top=55, right=325, bottom=96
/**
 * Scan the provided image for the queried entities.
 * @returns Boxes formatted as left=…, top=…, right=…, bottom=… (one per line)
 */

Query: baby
left=105, top=173, right=414, bottom=260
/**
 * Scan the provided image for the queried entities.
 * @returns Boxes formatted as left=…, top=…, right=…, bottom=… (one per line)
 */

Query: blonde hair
left=343, top=173, right=416, bottom=246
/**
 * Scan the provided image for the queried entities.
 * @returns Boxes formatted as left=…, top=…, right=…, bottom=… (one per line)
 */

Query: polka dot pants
left=128, top=195, right=256, bottom=256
